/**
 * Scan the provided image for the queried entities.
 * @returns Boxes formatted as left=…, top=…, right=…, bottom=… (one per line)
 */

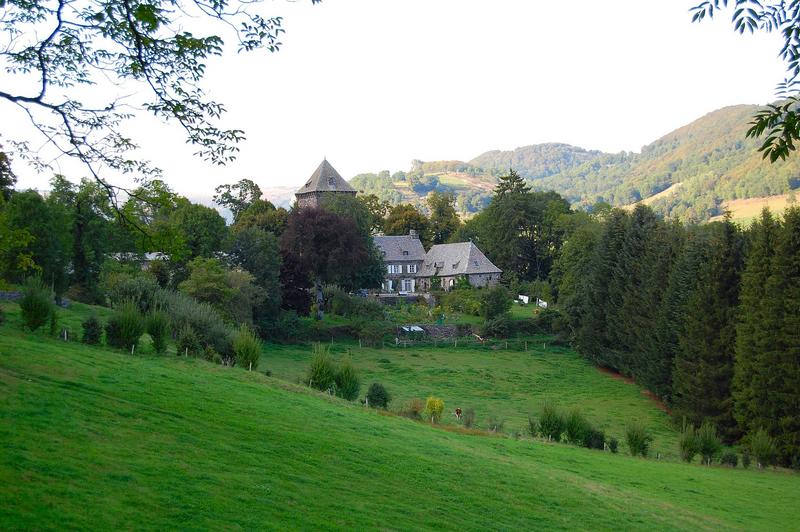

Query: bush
left=564, top=408, right=591, bottom=445
left=177, top=325, right=202, bottom=357
left=325, top=285, right=384, bottom=321
left=204, top=345, right=223, bottom=365
left=49, top=309, right=59, bottom=336
left=482, top=314, right=512, bottom=338
left=19, top=277, right=54, bottom=331
left=625, top=420, right=653, bottom=457
left=306, top=343, right=337, bottom=393
left=486, top=415, right=504, bottom=433
left=608, top=437, right=619, bottom=454
left=527, top=416, right=538, bottom=437
left=439, top=289, right=482, bottom=316
left=0, top=306, right=5, bottom=326
left=162, top=290, right=233, bottom=358
left=335, top=357, right=360, bottom=401
left=424, top=396, right=444, bottom=424
left=463, top=408, right=476, bottom=429
left=480, top=285, right=512, bottom=320
left=750, top=428, right=777, bottom=469
left=538, top=400, right=565, bottom=441
left=105, top=300, right=145, bottom=351
left=366, top=382, right=390, bottom=409
left=679, top=422, right=700, bottom=463
left=720, top=451, right=738, bottom=467
left=259, top=310, right=301, bottom=342
left=583, top=428, right=606, bottom=450
left=357, top=320, right=389, bottom=348
left=697, top=421, right=722, bottom=465
left=233, top=324, right=261, bottom=371
left=107, top=275, right=161, bottom=313
left=399, top=398, right=425, bottom=420
left=146, top=309, right=171, bottom=354
left=742, top=449, right=752, bottom=469
left=81, top=315, right=103, bottom=345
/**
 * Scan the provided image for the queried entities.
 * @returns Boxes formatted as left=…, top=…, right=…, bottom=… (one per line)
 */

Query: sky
left=4, top=0, right=789, bottom=201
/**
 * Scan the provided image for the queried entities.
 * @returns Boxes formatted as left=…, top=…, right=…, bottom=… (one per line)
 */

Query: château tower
left=295, top=159, right=356, bottom=209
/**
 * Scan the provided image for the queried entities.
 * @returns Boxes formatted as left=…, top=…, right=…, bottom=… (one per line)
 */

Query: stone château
left=295, top=159, right=357, bottom=209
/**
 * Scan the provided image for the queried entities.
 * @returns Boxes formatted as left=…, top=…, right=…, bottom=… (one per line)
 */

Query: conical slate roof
left=296, top=159, right=356, bottom=195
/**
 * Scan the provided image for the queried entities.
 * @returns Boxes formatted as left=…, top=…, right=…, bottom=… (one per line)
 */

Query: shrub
left=81, top=315, right=103, bottom=345
left=0, top=306, right=5, bottom=326
left=105, top=300, right=145, bottom=351
left=366, top=382, right=391, bottom=408
left=486, top=415, right=504, bottom=433
left=259, top=310, right=301, bottom=342
left=177, top=325, right=202, bottom=357
left=146, top=309, right=171, bottom=354
left=608, top=437, right=619, bottom=454
left=233, top=324, right=261, bottom=371
left=583, top=428, right=606, bottom=450
left=482, top=314, right=512, bottom=338
left=424, top=396, right=444, bottom=424
left=697, top=421, right=722, bottom=465
left=49, top=309, right=59, bottom=336
left=357, top=320, right=389, bottom=348
left=720, top=451, right=738, bottom=467
left=306, top=343, right=337, bottom=393
left=107, top=275, right=161, bottom=313
left=625, top=420, right=653, bottom=457
left=564, top=408, right=591, bottom=445
left=527, top=416, right=538, bottom=437
left=679, top=422, right=700, bottom=463
left=399, top=398, right=425, bottom=420
left=439, top=289, right=482, bottom=316
left=19, top=277, right=54, bottom=331
left=204, top=345, right=223, bottom=365
left=742, top=449, right=752, bottom=469
left=750, top=428, right=777, bottom=469
left=162, top=290, right=233, bottom=358
left=463, top=408, right=476, bottom=429
left=480, top=285, right=512, bottom=320
left=335, top=357, right=360, bottom=401
left=538, top=400, right=565, bottom=441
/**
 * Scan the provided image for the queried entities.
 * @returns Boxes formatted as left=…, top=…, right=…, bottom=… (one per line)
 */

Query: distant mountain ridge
left=349, top=104, right=800, bottom=222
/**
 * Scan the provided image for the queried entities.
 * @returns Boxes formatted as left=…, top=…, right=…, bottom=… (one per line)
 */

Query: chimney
left=409, top=229, right=418, bottom=237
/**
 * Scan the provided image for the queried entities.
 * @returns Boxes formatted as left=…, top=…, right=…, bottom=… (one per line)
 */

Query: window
left=408, top=264, right=418, bottom=274
left=402, top=250, right=409, bottom=256
left=387, top=264, right=402, bottom=274
left=401, top=279, right=415, bottom=292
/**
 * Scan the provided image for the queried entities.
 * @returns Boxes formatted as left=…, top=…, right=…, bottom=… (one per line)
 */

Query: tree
left=383, top=204, right=431, bottom=247
left=234, top=199, right=288, bottom=236
left=214, top=179, right=263, bottom=223
left=227, top=226, right=282, bottom=329
left=359, top=193, right=391, bottom=233
left=494, top=168, right=530, bottom=197
left=1, top=0, right=320, bottom=202
left=280, top=208, right=370, bottom=320
left=427, top=191, right=461, bottom=245
left=691, top=1, right=800, bottom=161
left=169, top=200, right=228, bottom=262
left=0, top=151, right=16, bottom=201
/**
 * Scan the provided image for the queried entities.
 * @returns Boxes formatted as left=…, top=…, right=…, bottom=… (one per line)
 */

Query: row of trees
left=555, top=204, right=800, bottom=467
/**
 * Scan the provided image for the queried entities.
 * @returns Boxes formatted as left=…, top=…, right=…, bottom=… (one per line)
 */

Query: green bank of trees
left=557, top=204, right=800, bottom=467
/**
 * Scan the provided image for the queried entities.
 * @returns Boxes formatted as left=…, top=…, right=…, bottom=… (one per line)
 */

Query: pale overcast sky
left=5, top=0, right=788, bottom=200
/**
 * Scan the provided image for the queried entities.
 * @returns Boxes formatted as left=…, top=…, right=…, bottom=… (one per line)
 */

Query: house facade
left=373, top=231, right=426, bottom=293
left=295, top=159, right=357, bottom=209
left=372, top=234, right=502, bottom=293
left=416, top=242, right=502, bottom=292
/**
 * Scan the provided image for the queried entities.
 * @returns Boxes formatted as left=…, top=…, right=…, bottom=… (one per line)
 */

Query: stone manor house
left=296, top=159, right=502, bottom=294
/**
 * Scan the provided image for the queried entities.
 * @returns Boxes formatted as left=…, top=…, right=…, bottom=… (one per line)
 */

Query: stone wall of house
left=468, top=273, right=500, bottom=288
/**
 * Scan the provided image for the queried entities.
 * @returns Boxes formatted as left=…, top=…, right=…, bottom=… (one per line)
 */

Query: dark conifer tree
left=493, top=168, right=530, bottom=197
left=672, top=220, right=743, bottom=441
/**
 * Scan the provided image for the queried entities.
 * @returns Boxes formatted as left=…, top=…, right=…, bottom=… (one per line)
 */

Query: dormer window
left=403, top=250, right=409, bottom=256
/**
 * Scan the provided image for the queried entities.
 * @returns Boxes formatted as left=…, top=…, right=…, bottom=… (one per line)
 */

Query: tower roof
left=296, top=159, right=356, bottom=195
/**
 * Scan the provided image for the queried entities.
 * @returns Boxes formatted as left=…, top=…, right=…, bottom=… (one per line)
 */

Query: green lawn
left=265, top=338, right=680, bottom=458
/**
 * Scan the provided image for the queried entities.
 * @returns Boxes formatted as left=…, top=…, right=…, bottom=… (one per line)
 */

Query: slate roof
left=419, top=242, right=502, bottom=277
left=373, top=234, right=426, bottom=262
left=295, top=159, right=356, bottom=195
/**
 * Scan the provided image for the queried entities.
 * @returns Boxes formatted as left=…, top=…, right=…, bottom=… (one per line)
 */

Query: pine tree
left=733, top=209, right=778, bottom=438
left=672, top=220, right=743, bottom=442
left=493, top=168, right=530, bottom=197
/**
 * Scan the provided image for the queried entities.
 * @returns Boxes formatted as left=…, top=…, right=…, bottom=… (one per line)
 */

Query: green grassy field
left=265, top=338, right=680, bottom=458
left=2, top=303, right=799, bottom=529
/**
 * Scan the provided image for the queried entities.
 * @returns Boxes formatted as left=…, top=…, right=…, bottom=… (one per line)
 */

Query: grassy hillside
left=2, top=303, right=800, bottom=529
left=265, top=339, right=680, bottom=458
left=350, top=105, right=800, bottom=222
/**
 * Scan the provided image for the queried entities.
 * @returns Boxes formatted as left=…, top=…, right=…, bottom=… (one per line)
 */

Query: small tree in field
left=233, top=324, right=261, bottom=371
left=480, top=285, right=512, bottom=320
left=19, top=277, right=54, bottom=331
left=366, top=382, right=390, bottom=409
left=679, top=422, right=700, bottom=463
left=146, top=309, right=170, bottom=354
left=306, top=343, right=336, bottom=392
left=625, top=420, right=653, bottom=457
left=335, top=357, right=360, bottom=401
left=697, top=421, right=722, bottom=465
left=81, top=315, right=103, bottom=345
left=424, top=397, right=444, bottom=424
left=538, top=400, right=565, bottom=441
left=105, top=300, right=145, bottom=352
left=750, top=428, right=777, bottom=469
